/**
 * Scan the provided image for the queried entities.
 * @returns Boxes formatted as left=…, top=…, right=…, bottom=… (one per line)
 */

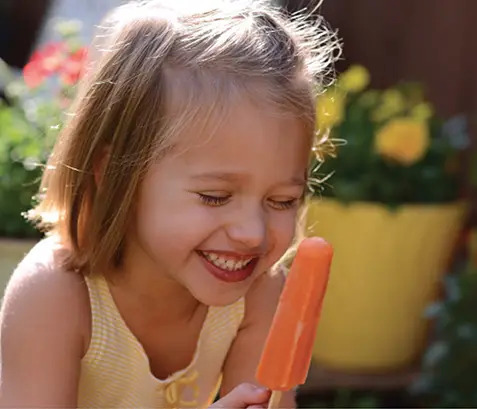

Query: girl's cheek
left=275, top=212, right=300, bottom=241
left=266, top=215, right=298, bottom=262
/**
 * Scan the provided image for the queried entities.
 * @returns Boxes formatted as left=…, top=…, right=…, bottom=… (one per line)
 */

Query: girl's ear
left=93, top=146, right=111, bottom=187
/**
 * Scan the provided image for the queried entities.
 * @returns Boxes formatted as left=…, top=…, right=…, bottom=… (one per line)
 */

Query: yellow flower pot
left=306, top=198, right=467, bottom=371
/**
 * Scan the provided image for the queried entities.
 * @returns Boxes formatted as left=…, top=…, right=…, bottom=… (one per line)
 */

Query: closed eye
left=197, top=194, right=300, bottom=209
left=267, top=198, right=300, bottom=210
left=197, top=193, right=230, bottom=206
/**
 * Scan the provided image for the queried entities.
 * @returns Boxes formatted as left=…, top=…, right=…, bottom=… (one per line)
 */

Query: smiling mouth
left=199, top=250, right=255, bottom=271
left=197, top=250, right=259, bottom=283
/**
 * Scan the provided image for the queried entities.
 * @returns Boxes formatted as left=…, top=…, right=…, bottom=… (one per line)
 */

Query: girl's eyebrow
left=190, top=172, right=306, bottom=187
left=190, top=172, right=243, bottom=182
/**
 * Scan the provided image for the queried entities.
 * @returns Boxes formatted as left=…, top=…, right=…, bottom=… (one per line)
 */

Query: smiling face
left=127, top=98, right=311, bottom=306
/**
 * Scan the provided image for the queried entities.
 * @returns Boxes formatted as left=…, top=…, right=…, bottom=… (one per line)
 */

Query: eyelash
left=271, top=198, right=299, bottom=210
left=198, top=194, right=230, bottom=206
left=197, top=194, right=299, bottom=210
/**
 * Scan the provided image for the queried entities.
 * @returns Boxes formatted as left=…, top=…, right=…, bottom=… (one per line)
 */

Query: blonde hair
left=30, top=0, right=341, bottom=276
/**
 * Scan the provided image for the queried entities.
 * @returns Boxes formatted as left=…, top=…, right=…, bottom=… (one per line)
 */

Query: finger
left=211, top=383, right=269, bottom=408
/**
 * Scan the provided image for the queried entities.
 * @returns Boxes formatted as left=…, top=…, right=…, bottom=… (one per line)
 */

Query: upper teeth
left=201, top=251, right=254, bottom=272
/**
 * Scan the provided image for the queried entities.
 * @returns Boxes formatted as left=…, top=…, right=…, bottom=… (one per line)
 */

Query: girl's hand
left=210, top=383, right=270, bottom=409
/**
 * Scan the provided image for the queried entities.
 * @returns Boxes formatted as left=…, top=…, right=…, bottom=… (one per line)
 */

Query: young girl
left=0, top=0, right=339, bottom=407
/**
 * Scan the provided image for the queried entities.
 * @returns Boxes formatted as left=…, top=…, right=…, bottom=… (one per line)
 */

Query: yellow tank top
left=77, top=274, right=245, bottom=408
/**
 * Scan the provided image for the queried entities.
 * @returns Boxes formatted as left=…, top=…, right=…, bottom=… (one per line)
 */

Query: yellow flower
left=372, top=89, right=406, bottom=122
left=316, top=89, right=345, bottom=131
left=338, top=65, right=370, bottom=93
left=374, top=119, right=430, bottom=165
left=411, top=102, right=433, bottom=121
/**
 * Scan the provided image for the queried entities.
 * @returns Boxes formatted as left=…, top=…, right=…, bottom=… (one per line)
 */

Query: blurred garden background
left=1, top=0, right=476, bottom=407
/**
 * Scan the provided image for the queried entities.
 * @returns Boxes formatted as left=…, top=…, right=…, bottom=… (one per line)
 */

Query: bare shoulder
left=1, top=235, right=90, bottom=354
left=241, top=266, right=286, bottom=329
left=0, top=236, right=90, bottom=407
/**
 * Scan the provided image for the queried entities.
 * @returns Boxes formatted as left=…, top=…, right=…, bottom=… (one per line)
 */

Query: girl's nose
left=225, top=205, right=267, bottom=251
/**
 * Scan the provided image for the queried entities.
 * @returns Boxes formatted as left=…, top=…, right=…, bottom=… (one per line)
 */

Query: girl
left=0, top=0, right=339, bottom=407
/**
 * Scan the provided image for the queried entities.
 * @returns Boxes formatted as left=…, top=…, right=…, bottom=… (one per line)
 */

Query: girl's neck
left=110, top=272, right=200, bottom=326
left=107, top=243, right=201, bottom=326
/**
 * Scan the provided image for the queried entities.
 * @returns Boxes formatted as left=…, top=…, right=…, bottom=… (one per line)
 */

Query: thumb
left=210, top=383, right=270, bottom=409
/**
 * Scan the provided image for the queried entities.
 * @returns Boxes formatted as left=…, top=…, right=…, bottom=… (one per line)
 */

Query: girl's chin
left=187, top=276, right=252, bottom=307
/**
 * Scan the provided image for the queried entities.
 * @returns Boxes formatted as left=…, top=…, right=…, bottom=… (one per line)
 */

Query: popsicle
left=256, top=237, right=333, bottom=408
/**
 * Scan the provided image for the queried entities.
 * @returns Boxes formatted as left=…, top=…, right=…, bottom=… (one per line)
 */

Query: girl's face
left=130, top=100, right=311, bottom=306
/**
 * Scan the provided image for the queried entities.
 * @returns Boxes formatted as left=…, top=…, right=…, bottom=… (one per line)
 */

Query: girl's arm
left=0, top=264, right=88, bottom=408
left=220, top=269, right=296, bottom=409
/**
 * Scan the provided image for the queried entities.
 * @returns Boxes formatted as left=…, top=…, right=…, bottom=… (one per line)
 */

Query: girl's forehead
left=158, top=103, right=311, bottom=183
left=162, top=70, right=313, bottom=148
left=172, top=100, right=309, bottom=158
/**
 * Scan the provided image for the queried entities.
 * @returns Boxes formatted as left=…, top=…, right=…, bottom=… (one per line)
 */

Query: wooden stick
left=268, top=390, right=282, bottom=409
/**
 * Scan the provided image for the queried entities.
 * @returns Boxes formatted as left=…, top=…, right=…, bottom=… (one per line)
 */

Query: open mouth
left=197, top=250, right=259, bottom=283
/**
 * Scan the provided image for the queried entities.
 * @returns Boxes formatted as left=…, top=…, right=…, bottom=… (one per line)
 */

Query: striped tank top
left=77, top=274, right=245, bottom=408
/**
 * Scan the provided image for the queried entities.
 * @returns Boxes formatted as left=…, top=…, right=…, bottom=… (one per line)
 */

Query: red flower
left=23, top=42, right=87, bottom=88
left=40, top=42, right=66, bottom=74
left=23, top=60, right=46, bottom=88
left=59, top=47, right=88, bottom=85
left=23, top=42, right=65, bottom=88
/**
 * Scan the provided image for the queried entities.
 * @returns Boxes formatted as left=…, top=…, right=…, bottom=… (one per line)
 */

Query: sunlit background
left=1, top=0, right=476, bottom=407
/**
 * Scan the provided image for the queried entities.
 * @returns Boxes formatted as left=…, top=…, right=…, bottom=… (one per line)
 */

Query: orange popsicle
left=256, top=237, right=333, bottom=391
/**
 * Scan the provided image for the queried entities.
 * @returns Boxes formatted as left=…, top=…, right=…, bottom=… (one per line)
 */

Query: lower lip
left=198, top=252, right=258, bottom=283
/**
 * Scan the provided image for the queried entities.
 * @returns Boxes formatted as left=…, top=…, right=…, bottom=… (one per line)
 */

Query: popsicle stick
left=268, top=390, right=282, bottom=409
